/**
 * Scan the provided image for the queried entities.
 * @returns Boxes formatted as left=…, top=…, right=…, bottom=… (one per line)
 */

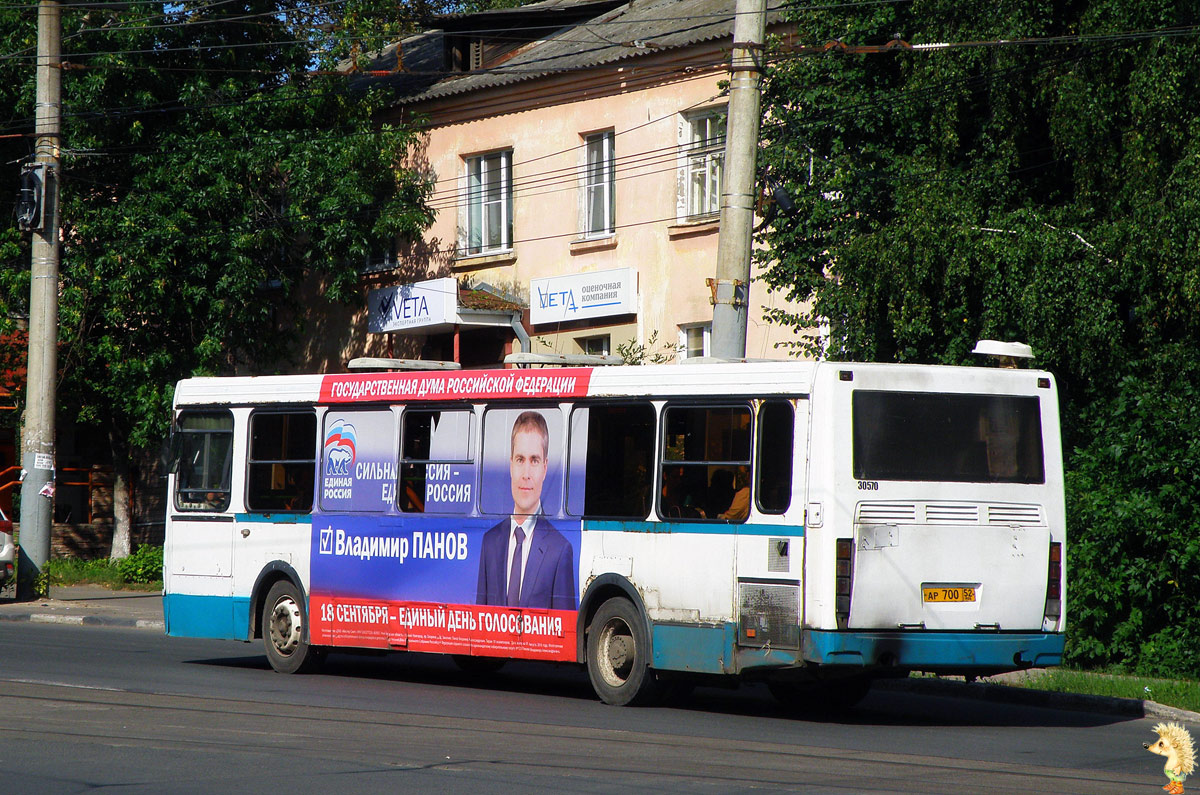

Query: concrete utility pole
left=17, top=0, right=62, bottom=600
left=710, top=0, right=766, bottom=360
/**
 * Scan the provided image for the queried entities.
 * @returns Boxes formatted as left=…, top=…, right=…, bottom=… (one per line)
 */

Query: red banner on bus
left=309, top=596, right=576, bottom=662
left=319, top=369, right=593, bottom=404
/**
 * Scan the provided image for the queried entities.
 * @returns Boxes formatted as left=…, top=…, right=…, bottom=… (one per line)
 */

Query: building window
left=684, top=110, right=725, bottom=218
left=579, top=335, right=610, bottom=356
left=583, top=131, right=614, bottom=237
left=679, top=323, right=710, bottom=360
left=464, top=150, right=513, bottom=255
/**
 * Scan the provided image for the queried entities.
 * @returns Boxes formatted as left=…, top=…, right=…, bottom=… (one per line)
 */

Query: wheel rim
left=597, top=616, right=635, bottom=688
left=268, top=595, right=303, bottom=657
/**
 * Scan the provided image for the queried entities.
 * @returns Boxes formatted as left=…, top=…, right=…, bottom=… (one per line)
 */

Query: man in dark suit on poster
left=477, top=411, right=577, bottom=610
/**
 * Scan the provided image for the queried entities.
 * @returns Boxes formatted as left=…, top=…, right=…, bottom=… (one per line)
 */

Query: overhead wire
left=0, top=0, right=922, bottom=65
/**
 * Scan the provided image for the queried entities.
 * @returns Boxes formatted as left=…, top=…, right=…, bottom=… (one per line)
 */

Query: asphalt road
left=0, top=622, right=1174, bottom=794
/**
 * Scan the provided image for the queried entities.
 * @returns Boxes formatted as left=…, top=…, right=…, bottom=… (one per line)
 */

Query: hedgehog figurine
left=1145, top=722, right=1196, bottom=794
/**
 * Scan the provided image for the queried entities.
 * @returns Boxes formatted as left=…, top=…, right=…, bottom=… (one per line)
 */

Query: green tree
left=0, top=3, right=434, bottom=557
left=759, top=1, right=1200, bottom=675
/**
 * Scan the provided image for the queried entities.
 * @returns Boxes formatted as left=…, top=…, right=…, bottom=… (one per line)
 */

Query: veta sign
left=368, top=277, right=457, bottom=333
left=530, top=268, right=637, bottom=325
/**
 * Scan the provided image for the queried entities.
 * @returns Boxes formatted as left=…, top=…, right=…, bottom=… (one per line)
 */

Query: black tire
left=262, top=580, right=325, bottom=674
left=586, top=597, right=660, bottom=706
left=768, top=675, right=873, bottom=712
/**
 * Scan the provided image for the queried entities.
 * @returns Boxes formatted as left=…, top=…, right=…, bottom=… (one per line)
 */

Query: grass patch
left=41, top=556, right=162, bottom=591
left=993, top=668, right=1200, bottom=714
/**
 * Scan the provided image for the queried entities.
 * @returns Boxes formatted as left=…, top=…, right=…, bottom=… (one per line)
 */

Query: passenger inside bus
left=705, top=468, right=735, bottom=518
left=717, top=468, right=751, bottom=521
left=661, top=465, right=704, bottom=518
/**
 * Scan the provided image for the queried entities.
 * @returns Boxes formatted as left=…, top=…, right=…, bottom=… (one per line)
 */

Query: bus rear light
left=835, top=538, right=853, bottom=628
left=1044, top=542, right=1062, bottom=619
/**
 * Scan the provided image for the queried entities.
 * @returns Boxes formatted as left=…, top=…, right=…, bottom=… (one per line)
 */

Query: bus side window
left=247, top=412, right=316, bottom=513
left=567, top=403, right=655, bottom=519
left=756, top=400, right=794, bottom=514
left=174, top=411, right=234, bottom=512
left=661, top=405, right=752, bottom=522
left=400, top=409, right=476, bottom=513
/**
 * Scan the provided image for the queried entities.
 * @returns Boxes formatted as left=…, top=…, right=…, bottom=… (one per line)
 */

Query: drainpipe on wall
left=510, top=311, right=530, bottom=353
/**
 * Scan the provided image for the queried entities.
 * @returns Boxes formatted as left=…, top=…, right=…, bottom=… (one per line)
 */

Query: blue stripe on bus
left=164, top=593, right=251, bottom=640
left=235, top=513, right=314, bottom=524
left=584, top=519, right=804, bottom=536
left=651, top=622, right=737, bottom=675
left=803, top=630, right=1065, bottom=669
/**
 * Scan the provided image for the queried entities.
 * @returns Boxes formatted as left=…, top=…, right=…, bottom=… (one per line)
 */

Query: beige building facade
left=328, top=0, right=805, bottom=369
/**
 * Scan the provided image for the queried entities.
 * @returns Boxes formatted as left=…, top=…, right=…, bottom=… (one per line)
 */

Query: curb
left=877, top=676, right=1200, bottom=723
left=0, top=610, right=164, bottom=632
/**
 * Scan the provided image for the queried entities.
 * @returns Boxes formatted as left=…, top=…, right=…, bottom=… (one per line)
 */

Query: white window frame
left=578, top=335, right=611, bottom=357
left=462, top=150, right=513, bottom=256
left=582, top=131, right=615, bottom=238
left=678, top=323, right=711, bottom=360
left=681, top=110, right=725, bottom=219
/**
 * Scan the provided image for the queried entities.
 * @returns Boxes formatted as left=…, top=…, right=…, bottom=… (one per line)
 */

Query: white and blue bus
left=163, top=357, right=1066, bottom=706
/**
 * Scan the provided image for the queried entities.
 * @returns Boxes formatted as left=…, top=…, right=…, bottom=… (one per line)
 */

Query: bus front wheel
left=586, top=597, right=660, bottom=706
left=262, top=580, right=325, bottom=674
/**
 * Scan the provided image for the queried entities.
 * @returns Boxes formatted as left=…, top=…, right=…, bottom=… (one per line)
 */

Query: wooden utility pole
left=17, top=0, right=62, bottom=600
left=710, top=0, right=766, bottom=360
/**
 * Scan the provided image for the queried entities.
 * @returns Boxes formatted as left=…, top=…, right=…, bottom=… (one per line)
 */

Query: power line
left=0, top=50, right=732, bottom=137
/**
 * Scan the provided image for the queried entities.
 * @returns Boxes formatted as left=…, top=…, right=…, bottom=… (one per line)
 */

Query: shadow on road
left=184, top=649, right=1137, bottom=730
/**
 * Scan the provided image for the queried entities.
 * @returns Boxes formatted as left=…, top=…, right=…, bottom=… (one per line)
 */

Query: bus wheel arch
left=577, top=574, right=651, bottom=663
left=249, top=561, right=304, bottom=641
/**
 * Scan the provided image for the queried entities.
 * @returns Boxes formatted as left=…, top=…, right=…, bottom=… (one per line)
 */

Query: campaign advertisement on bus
left=308, top=406, right=581, bottom=661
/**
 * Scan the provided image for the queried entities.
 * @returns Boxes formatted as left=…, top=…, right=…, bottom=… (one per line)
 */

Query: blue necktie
left=507, top=525, right=525, bottom=606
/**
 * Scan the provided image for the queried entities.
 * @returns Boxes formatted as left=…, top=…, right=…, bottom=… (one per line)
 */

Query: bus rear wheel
left=262, top=580, right=325, bottom=674
left=586, top=597, right=660, bottom=706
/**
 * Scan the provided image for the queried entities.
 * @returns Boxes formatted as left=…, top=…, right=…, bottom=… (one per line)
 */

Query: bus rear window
left=852, top=391, right=1044, bottom=484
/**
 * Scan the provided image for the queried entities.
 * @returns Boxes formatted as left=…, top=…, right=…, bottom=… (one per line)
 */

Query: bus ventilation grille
left=856, top=502, right=1044, bottom=526
left=738, top=582, right=799, bottom=649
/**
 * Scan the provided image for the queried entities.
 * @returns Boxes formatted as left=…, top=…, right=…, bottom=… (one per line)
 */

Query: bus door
left=166, top=410, right=237, bottom=637
left=236, top=409, right=319, bottom=613
left=844, top=389, right=1051, bottom=632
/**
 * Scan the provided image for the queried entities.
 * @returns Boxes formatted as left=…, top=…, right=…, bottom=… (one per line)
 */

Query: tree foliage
left=0, top=2, right=436, bottom=452
left=759, top=1, right=1200, bottom=675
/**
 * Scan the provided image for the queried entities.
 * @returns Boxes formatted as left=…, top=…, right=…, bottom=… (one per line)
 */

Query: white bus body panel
left=805, top=362, right=1067, bottom=637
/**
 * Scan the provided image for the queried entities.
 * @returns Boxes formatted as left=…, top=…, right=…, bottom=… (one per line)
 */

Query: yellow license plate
left=922, top=586, right=976, bottom=603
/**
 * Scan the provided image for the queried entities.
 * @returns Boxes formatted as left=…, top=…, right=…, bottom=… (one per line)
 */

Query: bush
left=116, top=545, right=163, bottom=584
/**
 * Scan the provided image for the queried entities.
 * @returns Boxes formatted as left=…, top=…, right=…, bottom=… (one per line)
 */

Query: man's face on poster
left=510, top=426, right=547, bottom=520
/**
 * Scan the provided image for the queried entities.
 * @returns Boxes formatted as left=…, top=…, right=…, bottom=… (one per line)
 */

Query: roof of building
left=351, top=0, right=785, bottom=106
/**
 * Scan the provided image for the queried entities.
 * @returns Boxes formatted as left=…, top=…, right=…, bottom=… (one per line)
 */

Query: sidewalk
left=0, top=584, right=164, bottom=631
